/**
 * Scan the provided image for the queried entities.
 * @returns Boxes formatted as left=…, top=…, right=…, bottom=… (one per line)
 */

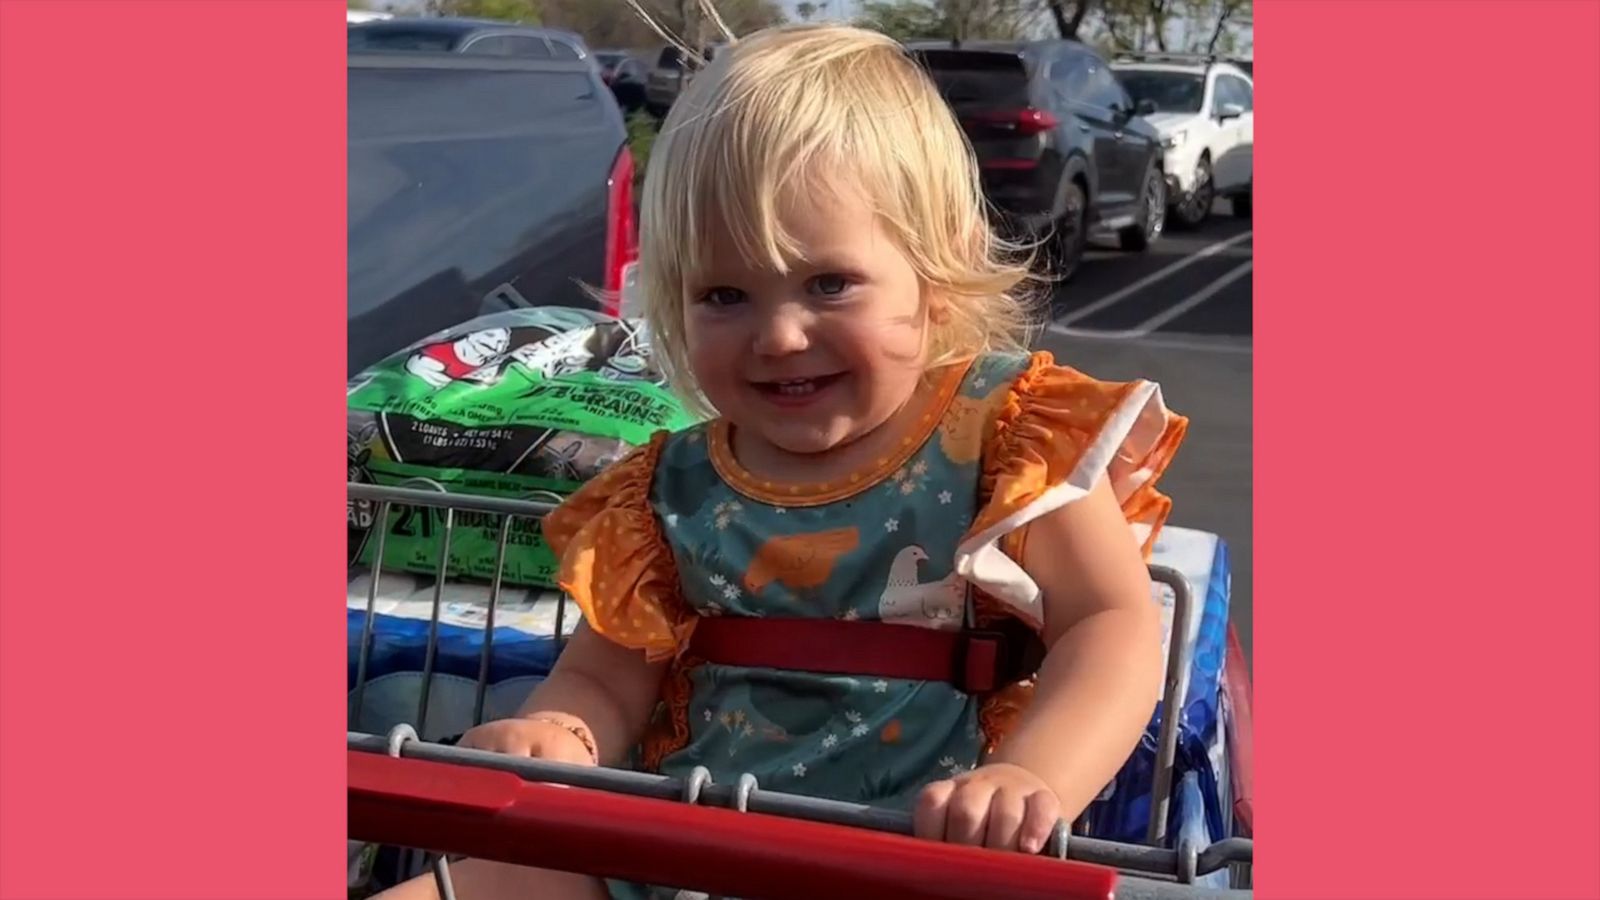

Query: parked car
left=347, top=18, right=591, bottom=64
left=1112, top=52, right=1253, bottom=225
left=347, top=50, right=638, bottom=376
left=908, top=39, right=1167, bottom=281
left=347, top=10, right=393, bottom=24
left=644, top=43, right=724, bottom=118
left=595, top=50, right=649, bottom=113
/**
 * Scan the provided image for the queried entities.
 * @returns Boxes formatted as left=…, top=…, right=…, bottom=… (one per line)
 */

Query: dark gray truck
left=348, top=51, right=638, bottom=376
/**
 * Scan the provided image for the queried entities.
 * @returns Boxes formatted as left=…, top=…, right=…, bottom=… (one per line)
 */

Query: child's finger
left=1018, top=791, right=1063, bottom=855
left=913, top=779, right=957, bottom=842
left=941, top=782, right=996, bottom=846
left=455, top=726, right=504, bottom=751
left=460, top=722, right=533, bottom=756
left=982, top=789, right=1028, bottom=851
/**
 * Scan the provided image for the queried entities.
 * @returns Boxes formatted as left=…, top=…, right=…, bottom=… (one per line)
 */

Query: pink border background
left=1256, top=2, right=1600, bottom=897
left=1, top=1, right=1596, bottom=897
left=0, top=2, right=347, bottom=897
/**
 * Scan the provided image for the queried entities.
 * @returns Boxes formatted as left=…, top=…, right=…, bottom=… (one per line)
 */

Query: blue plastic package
left=1079, top=526, right=1234, bottom=848
left=345, top=574, right=576, bottom=739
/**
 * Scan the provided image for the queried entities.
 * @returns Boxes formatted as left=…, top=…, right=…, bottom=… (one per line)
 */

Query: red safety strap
left=687, top=616, right=1039, bottom=694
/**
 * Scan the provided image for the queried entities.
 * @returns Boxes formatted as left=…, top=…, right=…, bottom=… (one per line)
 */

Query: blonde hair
left=637, top=22, right=1042, bottom=414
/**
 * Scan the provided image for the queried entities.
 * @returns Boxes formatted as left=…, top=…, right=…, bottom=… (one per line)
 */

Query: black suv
left=909, top=40, right=1166, bottom=279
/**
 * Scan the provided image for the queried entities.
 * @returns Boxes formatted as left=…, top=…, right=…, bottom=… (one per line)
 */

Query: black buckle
left=952, top=626, right=1046, bottom=694
left=952, top=630, right=1002, bottom=694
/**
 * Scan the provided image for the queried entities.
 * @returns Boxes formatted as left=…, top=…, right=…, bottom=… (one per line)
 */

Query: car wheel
left=1119, top=163, right=1166, bottom=252
left=1051, top=181, right=1089, bottom=282
left=1233, top=189, right=1252, bottom=219
left=1171, top=154, right=1214, bottom=229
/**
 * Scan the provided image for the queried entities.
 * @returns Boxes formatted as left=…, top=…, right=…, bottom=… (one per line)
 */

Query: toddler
left=381, top=21, right=1187, bottom=900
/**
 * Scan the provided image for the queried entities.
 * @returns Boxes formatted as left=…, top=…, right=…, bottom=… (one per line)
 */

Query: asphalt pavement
left=1033, top=199, right=1254, bottom=664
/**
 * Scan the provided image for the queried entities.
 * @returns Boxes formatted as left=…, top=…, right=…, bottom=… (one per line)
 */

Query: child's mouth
left=753, top=373, right=846, bottom=405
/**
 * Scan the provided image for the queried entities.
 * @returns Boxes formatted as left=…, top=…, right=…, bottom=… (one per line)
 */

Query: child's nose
left=751, top=305, right=811, bottom=356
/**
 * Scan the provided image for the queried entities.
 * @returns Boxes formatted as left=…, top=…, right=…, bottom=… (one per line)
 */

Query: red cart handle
left=350, top=750, right=1119, bottom=900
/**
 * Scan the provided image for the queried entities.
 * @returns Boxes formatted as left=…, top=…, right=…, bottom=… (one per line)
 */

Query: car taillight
left=603, top=147, right=638, bottom=318
left=962, top=108, right=1059, bottom=136
left=1016, top=108, right=1059, bottom=134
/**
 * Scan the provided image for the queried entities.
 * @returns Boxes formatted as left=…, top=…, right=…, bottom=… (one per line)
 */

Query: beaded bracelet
left=528, top=715, right=599, bottom=765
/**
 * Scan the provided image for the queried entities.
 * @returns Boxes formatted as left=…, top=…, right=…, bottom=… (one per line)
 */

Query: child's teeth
left=776, top=380, right=815, bottom=395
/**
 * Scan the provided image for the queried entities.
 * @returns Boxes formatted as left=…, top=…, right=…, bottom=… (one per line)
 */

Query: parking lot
left=1035, top=201, right=1253, bottom=662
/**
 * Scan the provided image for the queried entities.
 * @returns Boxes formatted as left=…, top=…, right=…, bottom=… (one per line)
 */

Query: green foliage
left=625, top=112, right=658, bottom=193
left=538, top=0, right=785, bottom=51
left=854, top=0, right=1051, bottom=43
left=855, top=0, right=948, bottom=41
left=850, top=0, right=1251, bottom=50
left=1088, top=0, right=1252, bottom=54
left=424, top=0, right=541, bottom=23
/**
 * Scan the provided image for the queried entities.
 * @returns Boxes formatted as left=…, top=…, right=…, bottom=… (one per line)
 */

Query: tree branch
left=1150, top=0, right=1170, bottom=51
left=1101, top=8, right=1129, bottom=50
left=1044, top=0, right=1070, bottom=36
left=1066, top=0, right=1092, bottom=35
left=1206, top=0, right=1240, bottom=54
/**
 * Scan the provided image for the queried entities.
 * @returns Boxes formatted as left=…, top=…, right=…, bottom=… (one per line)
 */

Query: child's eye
left=697, top=287, right=747, bottom=307
left=809, top=274, right=852, bottom=296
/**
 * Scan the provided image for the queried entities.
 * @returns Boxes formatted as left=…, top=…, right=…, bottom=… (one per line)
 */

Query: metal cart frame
left=346, top=482, right=1252, bottom=899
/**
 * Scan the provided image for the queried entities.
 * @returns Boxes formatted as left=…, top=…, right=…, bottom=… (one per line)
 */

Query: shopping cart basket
left=346, top=482, right=1254, bottom=898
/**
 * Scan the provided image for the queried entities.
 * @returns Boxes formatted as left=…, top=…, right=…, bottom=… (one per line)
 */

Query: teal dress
left=540, top=351, right=1187, bottom=900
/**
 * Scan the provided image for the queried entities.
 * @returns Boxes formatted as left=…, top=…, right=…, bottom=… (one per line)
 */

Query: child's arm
left=994, top=474, right=1165, bottom=811
left=915, top=476, right=1163, bottom=852
left=462, top=621, right=668, bottom=767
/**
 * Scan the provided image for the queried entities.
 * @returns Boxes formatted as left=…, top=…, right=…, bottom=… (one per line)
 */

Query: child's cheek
left=685, top=328, right=741, bottom=401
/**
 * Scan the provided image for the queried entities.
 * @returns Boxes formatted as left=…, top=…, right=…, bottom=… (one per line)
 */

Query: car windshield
left=595, top=52, right=624, bottom=67
left=915, top=51, right=1030, bottom=109
left=348, top=28, right=462, bottom=52
left=1116, top=69, right=1205, bottom=114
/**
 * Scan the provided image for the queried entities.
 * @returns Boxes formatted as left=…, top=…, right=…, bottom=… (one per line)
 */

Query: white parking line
left=1050, top=260, right=1253, bottom=341
left=1052, top=230, right=1253, bottom=328
left=1132, top=259, right=1254, bottom=332
left=1046, top=331, right=1254, bottom=355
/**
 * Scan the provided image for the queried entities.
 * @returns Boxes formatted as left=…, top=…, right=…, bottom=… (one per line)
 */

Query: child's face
left=683, top=184, right=932, bottom=456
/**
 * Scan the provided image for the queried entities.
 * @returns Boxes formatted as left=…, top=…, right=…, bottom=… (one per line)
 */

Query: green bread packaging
left=347, top=308, right=699, bottom=587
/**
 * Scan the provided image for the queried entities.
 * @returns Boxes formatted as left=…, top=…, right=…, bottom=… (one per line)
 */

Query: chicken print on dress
left=741, top=527, right=861, bottom=595
left=877, top=545, right=966, bottom=630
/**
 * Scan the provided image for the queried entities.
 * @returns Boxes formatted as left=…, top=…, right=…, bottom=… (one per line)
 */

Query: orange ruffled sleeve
left=955, top=352, right=1187, bottom=630
left=542, top=431, right=695, bottom=662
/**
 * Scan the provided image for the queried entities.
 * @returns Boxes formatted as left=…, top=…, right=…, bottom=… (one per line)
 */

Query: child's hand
left=458, top=715, right=598, bottom=767
left=912, top=762, right=1062, bottom=854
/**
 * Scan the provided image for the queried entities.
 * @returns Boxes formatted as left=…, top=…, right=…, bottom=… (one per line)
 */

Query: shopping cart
left=346, top=482, right=1254, bottom=899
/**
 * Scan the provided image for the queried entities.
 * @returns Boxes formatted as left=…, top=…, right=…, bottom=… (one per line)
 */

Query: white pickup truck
left=1112, top=53, right=1253, bottom=227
